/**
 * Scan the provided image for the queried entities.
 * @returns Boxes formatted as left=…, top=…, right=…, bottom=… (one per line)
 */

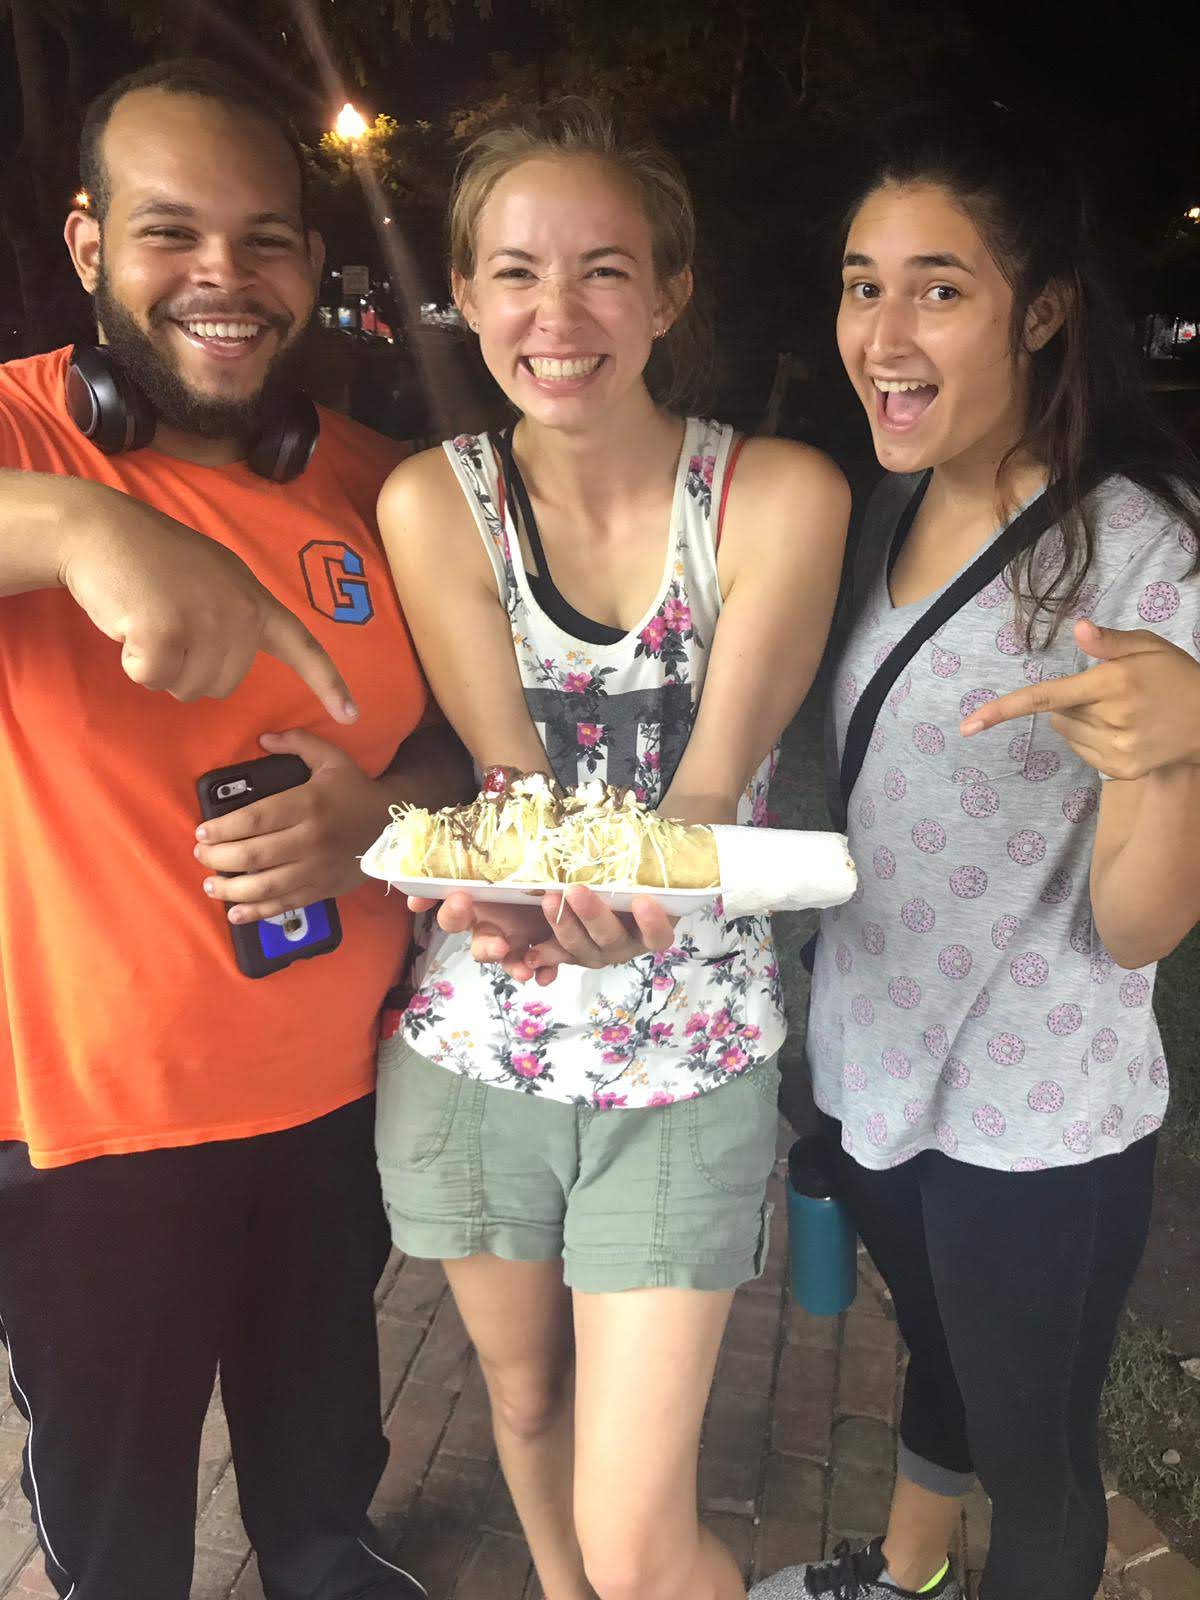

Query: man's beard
left=94, top=264, right=313, bottom=441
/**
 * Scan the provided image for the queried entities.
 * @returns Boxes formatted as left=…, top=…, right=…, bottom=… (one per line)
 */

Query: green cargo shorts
left=376, top=1036, right=780, bottom=1294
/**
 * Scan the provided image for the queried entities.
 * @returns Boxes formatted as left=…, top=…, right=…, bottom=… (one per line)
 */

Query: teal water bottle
left=786, top=1135, right=858, bottom=1316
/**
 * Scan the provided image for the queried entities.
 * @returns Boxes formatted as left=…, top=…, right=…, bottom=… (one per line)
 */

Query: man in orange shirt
left=0, top=59, right=468, bottom=1600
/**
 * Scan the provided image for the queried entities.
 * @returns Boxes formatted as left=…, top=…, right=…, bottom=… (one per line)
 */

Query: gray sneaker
left=749, top=1538, right=962, bottom=1600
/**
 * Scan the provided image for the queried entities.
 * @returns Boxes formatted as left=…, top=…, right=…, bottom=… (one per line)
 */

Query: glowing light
left=1187, top=206, right=1200, bottom=221
left=334, top=103, right=368, bottom=141
left=73, top=189, right=91, bottom=209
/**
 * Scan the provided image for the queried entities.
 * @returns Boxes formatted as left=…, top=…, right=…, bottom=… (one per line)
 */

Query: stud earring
left=653, top=327, right=666, bottom=340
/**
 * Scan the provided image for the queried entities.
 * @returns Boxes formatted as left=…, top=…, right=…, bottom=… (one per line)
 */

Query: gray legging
left=821, top=1117, right=1157, bottom=1600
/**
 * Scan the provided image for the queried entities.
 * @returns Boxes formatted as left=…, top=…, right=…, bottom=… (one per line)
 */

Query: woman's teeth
left=182, top=321, right=262, bottom=341
left=873, top=379, right=936, bottom=393
left=526, top=355, right=603, bottom=381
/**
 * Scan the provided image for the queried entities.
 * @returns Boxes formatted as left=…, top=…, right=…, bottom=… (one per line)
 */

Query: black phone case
left=196, top=754, right=344, bottom=980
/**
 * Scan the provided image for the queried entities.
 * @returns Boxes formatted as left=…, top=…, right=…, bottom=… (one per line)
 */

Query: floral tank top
left=395, top=417, right=787, bottom=1108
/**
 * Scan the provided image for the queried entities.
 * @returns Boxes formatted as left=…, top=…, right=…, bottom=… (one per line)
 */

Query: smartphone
left=196, top=754, right=343, bottom=980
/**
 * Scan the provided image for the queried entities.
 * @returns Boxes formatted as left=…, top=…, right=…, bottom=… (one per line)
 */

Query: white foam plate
left=362, top=871, right=719, bottom=917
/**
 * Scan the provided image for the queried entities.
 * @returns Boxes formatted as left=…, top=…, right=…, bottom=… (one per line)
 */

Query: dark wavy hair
left=847, top=101, right=1200, bottom=644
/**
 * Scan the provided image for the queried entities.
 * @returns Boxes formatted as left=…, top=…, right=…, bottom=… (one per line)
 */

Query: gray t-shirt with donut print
left=807, top=473, right=1200, bottom=1172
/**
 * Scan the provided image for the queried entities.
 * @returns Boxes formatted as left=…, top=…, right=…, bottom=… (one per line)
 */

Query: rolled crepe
left=709, top=825, right=856, bottom=915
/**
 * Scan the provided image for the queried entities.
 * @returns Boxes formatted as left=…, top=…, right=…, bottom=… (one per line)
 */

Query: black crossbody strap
left=832, top=473, right=1082, bottom=832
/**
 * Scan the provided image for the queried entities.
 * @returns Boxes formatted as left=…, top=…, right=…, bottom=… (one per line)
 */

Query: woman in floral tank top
left=375, top=104, right=849, bottom=1600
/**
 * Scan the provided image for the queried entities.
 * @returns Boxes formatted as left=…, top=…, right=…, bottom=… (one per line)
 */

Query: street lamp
left=334, top=103, right=368, bottom=141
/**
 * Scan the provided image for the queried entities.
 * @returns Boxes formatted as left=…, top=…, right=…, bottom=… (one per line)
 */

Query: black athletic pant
left=822, top=1116, right=1157, bottom=1600
left=0, top=1096, right=391, bottom=1600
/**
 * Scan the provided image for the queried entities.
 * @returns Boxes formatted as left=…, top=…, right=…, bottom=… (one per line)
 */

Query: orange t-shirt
left=0, top=347, right=424, bottom=1167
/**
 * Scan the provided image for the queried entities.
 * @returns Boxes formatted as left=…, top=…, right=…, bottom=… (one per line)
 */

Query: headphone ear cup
left=246, top=394, right=320, bottom=484
left=65, top=346, right=156, bottom=454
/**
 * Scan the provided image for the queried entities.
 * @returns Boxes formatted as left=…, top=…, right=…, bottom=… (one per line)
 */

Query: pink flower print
left=935, top=1121, right=959, bottom=1155
left=992, top=914, right=1021, bottom=950
left=913, top=722, right=946, bottom=756
left=601, top=1050, right=626, bottom=1063
left=1007, top=829, right=1047, bottom=866
left=523, top=1001, right=551, bottom=1016
left=646, top=750, right=661, bottom=771
left=1039, top=869, right=1073, bottom=906
left=865, top=1113, right=889, bottom=1147
left=406, top=993, right=432, bottom=1014
left=924, top=1024, right=949, bottom=1059
left=884, top=768, right=908, bottom=801
left=940, top=1057, right=970, bottom=1089
left=601, top=1023, right=631, bottom=1045
left=1119, top=972, right=1150, bottom=1009
left=995, top=621, right=1023, bottom=656
left=862, top=923, right=887, bottom=956
left=973, top=1104, right=1007, bottom=1138
left=648, top=1091, right=676, bottom=1107
left=709, top=1010, right=736, bottom=1040
left=851, top=995, right=876, bottom=1027
left=843, top=1062, right=868, bottom=1092
left=1131, top=1114, right=1163, bottom=1139
left=1127, top=1055, right=1144, bottom=1085
left=974, top=573, right=1009, bottom=609
left=968, top=988, right=991, bottom=1019
left=950, top=865, right=989, bottom=899
left=904, top=1098, right=928, bottom=1126
left=1028, top=1080, right=1065, bottom=1113
left=838, top=671, right=859, bottom=707
left=1138, top=581, right=1181, bottom=624
left=1008, top=732, right=1032, bottom=764
left=960, top=688, right=998, bottom=719
left=1047, top=1003, right=1083, bottom=1037
left=912, top=819, right=948, bottom=854
left=954, top=765, right=989, bottom=787
left=1012, top=1156, right=1048, bottom=1172
left=1010, top=952, right=1049, bottom=988
left=1062, top=1120, right=1092, bottom=1155
left=882, top=1047, right=912, bottom=1079
left=1062, top=787, right=1099, bottom=824
left=515, top=1018, right=546, bottom=1040
left=639, top=615, right=668, bottom=653
left=1149, top=1056, right=1169, bottom=1090
left=938, top=944, right=974, bottom=981
left=1107, top=489, right=1150, bottom=530
left=858, top=796, right=877, bottom=829
left=740, top=1024, right=762, bottom=1041
left=563, top=671, right=592, bottom=694
left=874, top=846, right=897, bottom=880
left=652, top=972, right=674, bottom=991
left=432, top=980, right=455, bottom=998
left=648, top=1022, right=675, bottom=1044
left=901, top=898, right=936, bottom=934
left=931, top=644, right=961, bottom=677
left=593, top=1092, right=628, bottom=1109
left=1100, top=1105, right=1124, bottom=1138
left=961, top=783, right=1001, bottom=820
left=662, top=595, right=692, bottom=633
left=988, top=1031, right=1026, bottom=1066
left=512, top=1052, right=544, bottom=1078
left=1090, top=951, right=1115, bottom=985
left=719, top=1045, right=749, bottom=1073
left=889, top=977, right=922, bottom=1009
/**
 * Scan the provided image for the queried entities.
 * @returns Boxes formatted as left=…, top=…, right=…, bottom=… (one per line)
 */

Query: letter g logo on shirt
left=299, top=540, right=374, bottom=625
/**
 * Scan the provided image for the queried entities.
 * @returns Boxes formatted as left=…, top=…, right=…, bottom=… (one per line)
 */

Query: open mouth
left=173, top=319, right=273, bottom=359
left=521, top=354, right=607, bottom=386
left=873, top=377, right=939, bottom=431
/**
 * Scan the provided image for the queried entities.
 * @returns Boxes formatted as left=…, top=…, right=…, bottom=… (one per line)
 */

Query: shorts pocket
left=376, top=1041, right=463, bottom=1174
left=686, top=1061, right=781, bottom=1196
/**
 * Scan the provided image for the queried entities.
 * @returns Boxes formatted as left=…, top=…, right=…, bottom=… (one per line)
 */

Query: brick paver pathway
left=0, top=1124, right=1141, bottom=1600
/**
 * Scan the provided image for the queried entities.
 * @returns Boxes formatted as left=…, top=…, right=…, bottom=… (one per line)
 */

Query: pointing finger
left=259, top=601, right=359, bottom=725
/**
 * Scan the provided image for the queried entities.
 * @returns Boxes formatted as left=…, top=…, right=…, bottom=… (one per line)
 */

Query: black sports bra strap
left=497, top=429, right=552, bottom=579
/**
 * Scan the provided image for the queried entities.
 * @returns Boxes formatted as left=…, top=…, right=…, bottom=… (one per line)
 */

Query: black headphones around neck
left=65, top=345, right=320, bottom=484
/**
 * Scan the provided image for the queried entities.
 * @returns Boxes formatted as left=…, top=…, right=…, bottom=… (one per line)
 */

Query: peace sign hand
left=960, top=619, right=1200, bottom=781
